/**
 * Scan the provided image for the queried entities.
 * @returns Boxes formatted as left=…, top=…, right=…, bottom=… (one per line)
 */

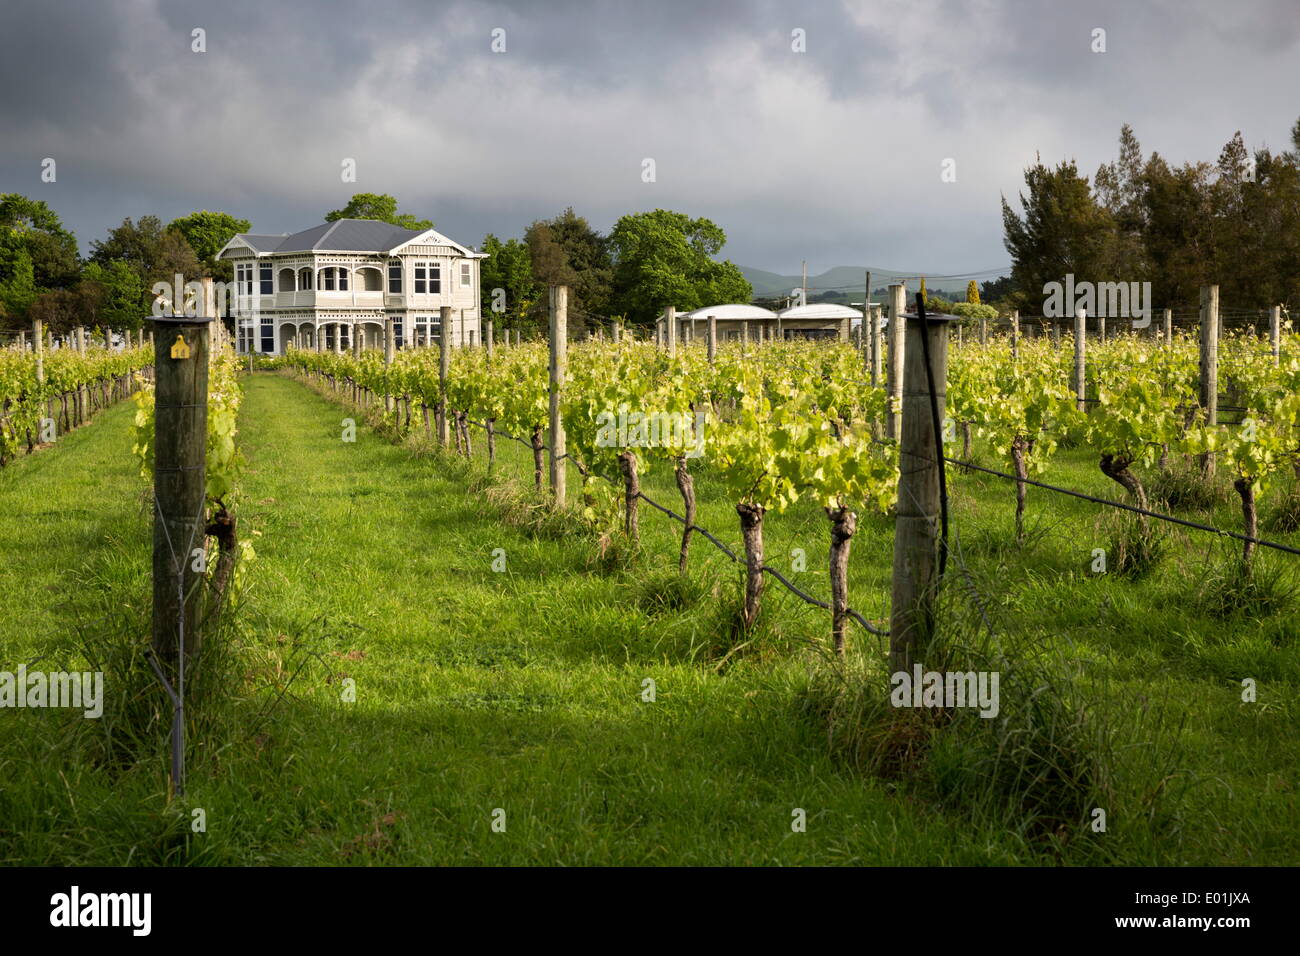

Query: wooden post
left=707, top=315, right=717, bottom=363
left=863, top=270, right=871, bottom=363
left=886, top=284, right=906, bottom=440
left=741, top=320, right=749, bottom=346
left=150, top=315, right=211, bottom=667
left=1099, top=312, right=1106, bottom=344
left=1163, top=308, right=1172, bottom=347
left=979, top=315, right=988, bottom=346
left=613, top=320, right=622, bottom=344
left=1011, top=310, right=1020, bottom=360
left=485, top=317, right=495, bottom=361
left=1074, top=308, right=1087, bottom=413
left=1270, top=305, right=1281, bottom=365
left=438, top=306, right=452, bottom=446
left=383, top=317, right=395, bottom=412
left=890, top=305, right=948, bottom=672
left=871, top=304, right=882, bottom=387
left=665, top=305, right=677, bottom=357
left=33, top=319, right=44, bottom=386
left=1199, top=285, right=1219, bottom=476
left=548, top=286, right=567, bottom=506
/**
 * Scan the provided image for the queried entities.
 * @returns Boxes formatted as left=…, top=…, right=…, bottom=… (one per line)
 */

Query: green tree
left=0, top=244, right=37, bottom=322
left=919, top=276, right=928, bottom=304
left=0, top=194, right=80, bottom=291
left=89, top=216, right=201, bottom=311
left=608, top=209, right=751, bottom=326
left=325, top=193, right=432, bottom=230
left=169, top=210, right=251, bottom=280
left=480, top=233, right=541, bottom=333
left=1002, top=158, right=1114, bottom=313
left=523, top=208, right=613, bottom=321
left=81, top=260, right=146, bottom=332
left=966, top=280, right=980, bottom=304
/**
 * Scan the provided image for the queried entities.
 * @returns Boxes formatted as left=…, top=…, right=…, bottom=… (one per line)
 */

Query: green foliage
left=168, top=210, right=251, bottom=274
left=324, top=193, right=431, bottom=230
left=80, top=261, right=145, bottom=332
left=608, top=209, right=751, bottom=326
left=0, top=193, right=80, bottom=291
left=89, top=216, right=201, bottom=309
left=966, top=280, right=980, bottom=304
left=480, top=234, right=541, bottom=332
left=948, top=302, right=998, bottom=321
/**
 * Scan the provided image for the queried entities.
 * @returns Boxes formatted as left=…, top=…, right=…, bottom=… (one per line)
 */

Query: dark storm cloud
left=0, top=0, right=1297, bottom=278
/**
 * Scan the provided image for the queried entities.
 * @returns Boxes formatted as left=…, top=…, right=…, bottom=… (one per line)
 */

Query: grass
left=0, top=370, right=1296, bottom=865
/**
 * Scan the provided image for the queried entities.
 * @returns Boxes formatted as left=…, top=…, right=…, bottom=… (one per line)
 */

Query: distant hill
left=738, top=264, right=969, bottom=302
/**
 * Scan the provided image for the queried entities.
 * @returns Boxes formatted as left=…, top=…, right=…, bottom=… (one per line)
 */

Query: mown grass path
left=0, top=397, right=147, bottom=655
left=226, top=372, right=1008, bottom=864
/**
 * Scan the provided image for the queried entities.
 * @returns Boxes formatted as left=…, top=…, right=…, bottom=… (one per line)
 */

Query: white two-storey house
left=216, top=219, right=487, bottom=354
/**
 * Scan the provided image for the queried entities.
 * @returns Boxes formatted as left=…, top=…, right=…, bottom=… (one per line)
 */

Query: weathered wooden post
left=1271, top=305, right=1281, bottom=365
left=149, top=314, right=211, bottom=800
left=979, top=314, right=988, bottom=346
left=887, top=284, right=906, bottom=440
left=383, top=317, right=395, bottom=412
left=707, top=315, right=717, bottom=363
left=741, top=320, right=750, bottom=347
left=612, top=320, right=622, bottom=344
left=1011, top=310, right=1020, bottom=360
left=1099, top=312, right=1106, bottom=344
left=33, top=318, right=44, bottom=385
left=890, top=300, right=948, bottom=672
left=549, top=286, right=567, bottom=506
left=665, top=305, right=677, bottom=357
left=438, top=306, right=452, bottom=446
left=871, top=303, right=883, bottom=387
left=1074, top=307, right=1087, bottom=412
left=485, top=317, right=495, bottom=360
left=1163, top=308, right=1173, bottom=347
left=150, top=314, right=211, bottom=666
left=1199, top=285, right=1219, bottom=476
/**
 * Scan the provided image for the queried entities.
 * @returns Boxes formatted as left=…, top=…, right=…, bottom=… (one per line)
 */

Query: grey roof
left=225, top=219, right=433, bottom=255
left=272, top=219, right=427, bottom=253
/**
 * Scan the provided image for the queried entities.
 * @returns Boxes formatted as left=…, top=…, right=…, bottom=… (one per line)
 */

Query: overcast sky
left=2, top=0, right=1297, bottom=281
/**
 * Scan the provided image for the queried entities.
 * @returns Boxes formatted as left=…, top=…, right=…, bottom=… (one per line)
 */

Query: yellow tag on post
left=170, top=334, right=191, bottom=360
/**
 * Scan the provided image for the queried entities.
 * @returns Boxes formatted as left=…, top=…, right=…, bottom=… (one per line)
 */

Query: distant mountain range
left=738, top=265, right=971, bottom=302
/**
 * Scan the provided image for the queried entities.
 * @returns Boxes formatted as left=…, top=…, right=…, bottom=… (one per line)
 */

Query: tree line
left=479, top=207, right=751, bottom=335
left=0, top=191, right=752, bottom=340
left=1001, top=119, right=1300, bottom=314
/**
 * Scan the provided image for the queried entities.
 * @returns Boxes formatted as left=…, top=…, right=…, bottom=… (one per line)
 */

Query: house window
left=394, top=319, right=404, bottom=349
left=259, top=264, right=273, bottom=295
left=412, top=262, right=440, bottom=295
left=388, top=260, right=402, bottom=293
left=415, top=315, right=428, bottom=346
left=260, top=317, right=274, bottom=353
left=461, top=262, right=471, bottom=288
left=320, top=267, right=349, bottom=291
left=299, top=268, right=313, bottom=291
left=236, top=263, right=253, bottom=296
